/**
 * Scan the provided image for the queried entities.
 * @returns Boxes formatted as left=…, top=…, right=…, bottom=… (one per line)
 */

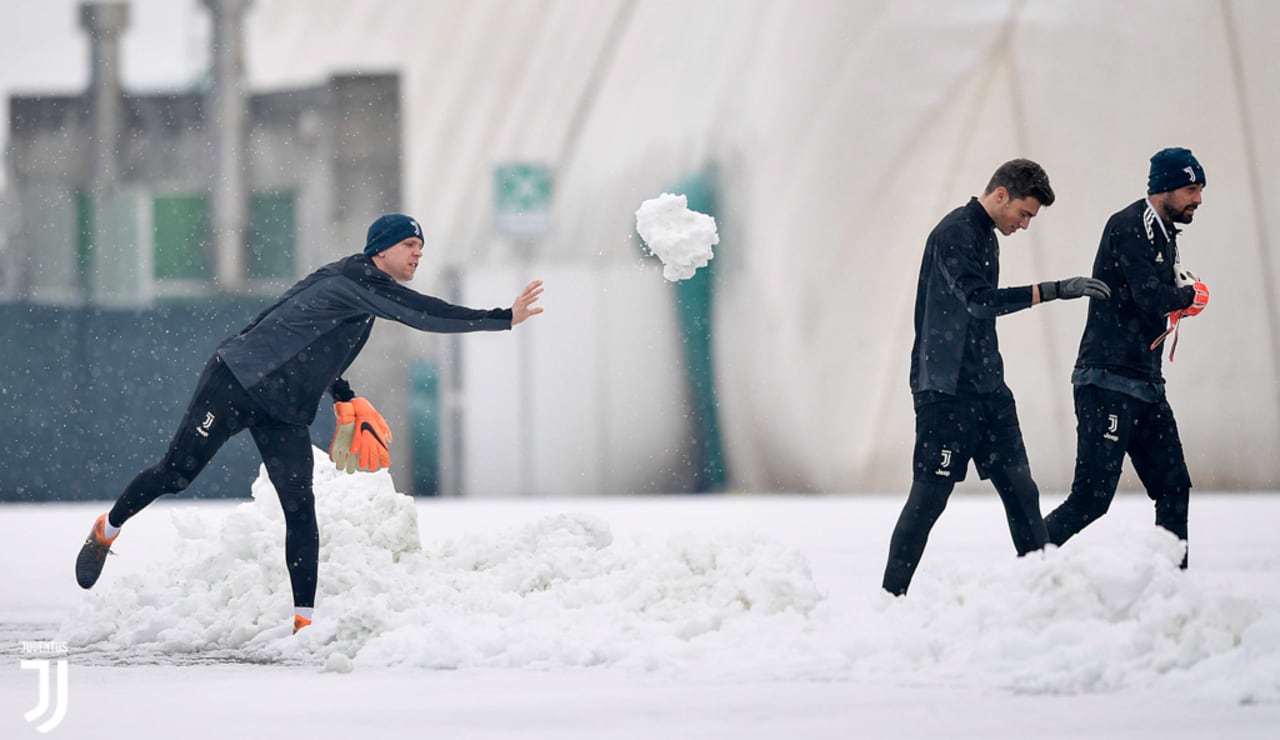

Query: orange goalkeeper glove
left=348, top=397, right=393, bottom=472
left=1184, top=281, right=1209, bottom=317
left=329, top=401, right=358, bottom=474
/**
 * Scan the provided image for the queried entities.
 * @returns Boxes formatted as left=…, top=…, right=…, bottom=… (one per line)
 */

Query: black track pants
left=882, top=479, right=954, bottom=596
left=1045, top=384, right=1191, bottom=568
left=988, top=465, right=1047, bottom=556
left=882, top=468, right=1045, bottom=596
left=108, top=355, right=320, bottom=607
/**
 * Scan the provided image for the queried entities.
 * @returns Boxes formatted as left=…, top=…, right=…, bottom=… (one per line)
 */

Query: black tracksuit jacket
left=216, top=254, right=512, bottom=425
left=910, top=197, right=1035, bottom=398
left=1074, top=199, right=1197, bottom=384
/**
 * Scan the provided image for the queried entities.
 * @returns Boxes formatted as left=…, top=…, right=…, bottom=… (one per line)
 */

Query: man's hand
left=1184, top=281, right=1209, bottom=317
left=1038, top=277, right=1111, bottom=302
left=512, top=280, right=545, bottom=326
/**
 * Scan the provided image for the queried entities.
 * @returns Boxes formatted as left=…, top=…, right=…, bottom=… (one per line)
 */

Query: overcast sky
left=0, top=0, right=208, bottom=189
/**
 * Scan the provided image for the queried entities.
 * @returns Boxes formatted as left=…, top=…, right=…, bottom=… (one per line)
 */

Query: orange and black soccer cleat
left=293, top=614, right=312, bottom=634
left=75, top=514, right=119, bottom=589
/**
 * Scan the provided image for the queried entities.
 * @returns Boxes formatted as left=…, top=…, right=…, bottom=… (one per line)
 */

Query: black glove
left=1038, top=277, right=1110, bottom=302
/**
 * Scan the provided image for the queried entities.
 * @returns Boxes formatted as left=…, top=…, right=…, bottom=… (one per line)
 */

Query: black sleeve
left=935, top=238, right=1034, bottom=319
left=339, top=261, right=513, bottom=333
left=1113, top=225, right=1195, bottom=316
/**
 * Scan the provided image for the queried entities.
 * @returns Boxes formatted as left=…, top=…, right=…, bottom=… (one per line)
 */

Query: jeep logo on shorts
left=934, top=448, right=953, bottom=477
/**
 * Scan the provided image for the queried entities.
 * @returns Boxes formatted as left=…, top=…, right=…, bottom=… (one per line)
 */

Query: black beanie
left=364, top=213, right=423, bottom=256
left=1147, top=147, right=1205, bottom=195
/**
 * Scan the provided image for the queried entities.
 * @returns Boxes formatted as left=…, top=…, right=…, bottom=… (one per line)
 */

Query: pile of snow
left=63, top=449, right=822, bottom=674
left=635, top=193, right=718, bottom=281
left=849, top=531, right=1277, bottom=699
left=60, top=457, right=1280, bottom=703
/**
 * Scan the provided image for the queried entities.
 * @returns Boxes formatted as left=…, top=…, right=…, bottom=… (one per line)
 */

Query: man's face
left=990, top=189, right=1042, bottom=236
left=1159, top=183, right=1204, bottom=224
left=372, top=237, right=424, bottom=282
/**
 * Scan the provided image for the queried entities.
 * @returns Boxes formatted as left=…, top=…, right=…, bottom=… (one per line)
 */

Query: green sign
left=494, top=163, right=553, bottom=239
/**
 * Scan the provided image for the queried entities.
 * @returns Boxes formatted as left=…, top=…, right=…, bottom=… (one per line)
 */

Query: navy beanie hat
left=364, top=213, right=423, bottom=257
left=1147, top=147, right=1205, bottom=195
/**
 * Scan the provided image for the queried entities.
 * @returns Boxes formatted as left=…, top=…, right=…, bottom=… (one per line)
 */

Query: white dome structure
left=236, top=0, right=1280, bottom=493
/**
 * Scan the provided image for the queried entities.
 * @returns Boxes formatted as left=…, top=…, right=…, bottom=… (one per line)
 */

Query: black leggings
left=882, top=466, right=1046, bottom=596
left=108, top=356, right=319, bottom=608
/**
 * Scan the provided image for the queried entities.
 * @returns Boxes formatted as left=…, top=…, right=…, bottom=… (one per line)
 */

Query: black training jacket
left=1074, top=199, right=1196, bottom=383
left=217, top=254, right=512, bottom=425
left=909, top=197, right=1035, bottom=397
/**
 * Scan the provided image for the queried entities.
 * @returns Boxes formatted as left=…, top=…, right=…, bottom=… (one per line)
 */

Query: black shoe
left=75, top=514, right=118, bottom=589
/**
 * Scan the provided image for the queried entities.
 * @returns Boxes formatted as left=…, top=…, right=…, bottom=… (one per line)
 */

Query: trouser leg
left=882, top=479, right=954, bottom=596
left=1045, top=385, right=1128, bottom=546
left=988, top=465, right=1046, bottom=555
left=1131, top=397, right=1192, bottom=569
left=1153, top=488, right=1190, bottom=569
left=251, top=422, right=318, bottom=608
left=109, top=356, right=250, bottom=526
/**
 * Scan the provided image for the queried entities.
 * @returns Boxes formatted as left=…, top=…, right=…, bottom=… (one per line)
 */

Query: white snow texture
left=635, top=193, right=718, bottom=281
left=59, top=450, right=1280, bottom=703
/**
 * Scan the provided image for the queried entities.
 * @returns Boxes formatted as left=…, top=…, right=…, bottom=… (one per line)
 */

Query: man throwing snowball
left=75, top=213, right=544, bottom=633
left=1044, top=148, right=1210, bottom=568
left=882, top=159, right=1110, bottom=596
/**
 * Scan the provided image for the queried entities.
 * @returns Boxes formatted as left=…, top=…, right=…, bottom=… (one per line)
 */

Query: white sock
left=295, top=606, right=314, bottom=621
left=101, top=515, right=121, bottom=540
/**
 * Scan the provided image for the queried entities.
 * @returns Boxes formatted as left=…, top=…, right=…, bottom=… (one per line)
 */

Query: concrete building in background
left=3, top=0, right=401, bottom=306
left=0, top=1, right=417, bottom=503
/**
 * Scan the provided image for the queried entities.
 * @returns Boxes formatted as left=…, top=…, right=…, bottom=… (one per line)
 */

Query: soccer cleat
left=293, top=614, right=312, bottom=634
left=75, top=514, right=119, bottom=589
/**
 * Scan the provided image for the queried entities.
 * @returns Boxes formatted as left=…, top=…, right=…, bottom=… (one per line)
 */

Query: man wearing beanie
left=881, top=159, right=1111, bottom=596
left=1044, top=148, right=1210, bottom=568
left=75, top=212, right=545, bottom=634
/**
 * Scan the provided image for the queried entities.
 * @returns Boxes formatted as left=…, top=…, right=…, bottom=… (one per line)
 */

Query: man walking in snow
left=76, top=213, right=545, bottom=633
left=1044, top=148, right=1210, bottom=567
left=882, top=159, right=1110, bottom=596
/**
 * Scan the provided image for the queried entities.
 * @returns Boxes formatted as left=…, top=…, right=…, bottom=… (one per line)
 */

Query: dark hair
left=983, top=159, right=1055, bottom=206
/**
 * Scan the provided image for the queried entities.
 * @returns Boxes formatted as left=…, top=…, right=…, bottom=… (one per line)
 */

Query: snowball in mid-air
left=635, top=193, right=718, bottom=281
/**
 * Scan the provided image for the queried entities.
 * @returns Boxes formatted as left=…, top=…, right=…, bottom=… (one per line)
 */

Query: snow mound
left=847, top=529, right=1276, bottom=698
left=59, top=459, right=1278, bottom=702
left=635, top=192, right=718, bottom=281
left=62, top=449, right=822, bottom=673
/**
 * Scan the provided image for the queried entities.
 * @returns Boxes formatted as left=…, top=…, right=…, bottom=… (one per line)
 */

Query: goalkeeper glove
left=1038, top=277, right=1111, bottom=302
left=1184, top=281, right=1209, bottom=317
left=348, top=397, right=393, bottom=472
left=329, top=401, right=358, bottom=474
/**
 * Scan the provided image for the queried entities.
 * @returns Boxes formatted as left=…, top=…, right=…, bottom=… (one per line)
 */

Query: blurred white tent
left=239, top=0, right=1279, bottom=493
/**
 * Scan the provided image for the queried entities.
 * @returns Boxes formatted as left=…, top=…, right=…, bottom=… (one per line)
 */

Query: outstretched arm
left=512, top=280, right=545, bottom=326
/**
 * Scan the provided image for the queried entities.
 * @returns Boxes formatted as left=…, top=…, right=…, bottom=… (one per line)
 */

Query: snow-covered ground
left=3, top=456, right=1278, bottom=738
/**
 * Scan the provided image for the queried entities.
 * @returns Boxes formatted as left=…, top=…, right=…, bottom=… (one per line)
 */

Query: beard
left=1170, top=204, right=1197, bottom=224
